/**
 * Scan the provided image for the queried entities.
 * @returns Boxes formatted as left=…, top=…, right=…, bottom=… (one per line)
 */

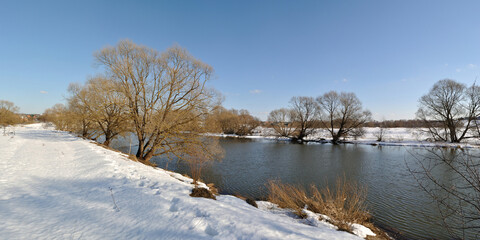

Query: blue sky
left=1, top=0, right=479, bottom=120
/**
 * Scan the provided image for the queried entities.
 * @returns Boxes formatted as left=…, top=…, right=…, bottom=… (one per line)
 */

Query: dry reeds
left=308, top=178, right=370, bottom=232
left=267, top=177, right=370, bottom=233
left=267, top=180, right=308, bottom=217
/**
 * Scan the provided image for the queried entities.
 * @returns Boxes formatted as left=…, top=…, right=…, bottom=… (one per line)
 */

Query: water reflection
left=110, top=136, right=478, bottom=239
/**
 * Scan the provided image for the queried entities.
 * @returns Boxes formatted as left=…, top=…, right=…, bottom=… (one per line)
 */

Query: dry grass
left=267, top=181, right=309, bottom=217
left=207, top=183, right=218, bottom=195
left=190, top=187, right=216, bottom=200
left=267, top=178, right=372, bottom=234
left=308, top=178, right=370, bottom=232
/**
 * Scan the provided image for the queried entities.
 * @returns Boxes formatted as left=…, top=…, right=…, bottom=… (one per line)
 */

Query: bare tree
left=69, top=76, right=130, bottom=146
left=95, top=40, right=220, bottom=163
left=184, top=137, right=224, bottom=185
left=374, top=119, right=387, bottom=142
left=290, top=96, right=321, bottom=142
left=268, top=108, right=296, bottom=137
left=66, top=83, right=96, bottom=138
left=234, top=109, right=261, bottom=136
left=212, top=108, right=260, bottom=136
left=42, top=103, right=70, bottom=131
left=317, top=91, right=372, bottom=143
left=416, top=79, right=480, bottom=143
left=409, top=149, right=480, bottom=239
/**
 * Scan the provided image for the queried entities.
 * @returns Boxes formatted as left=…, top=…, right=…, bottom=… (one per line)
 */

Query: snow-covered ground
left=209, top=127, right=480, bottom=148
left=0, top=124, right=370, bottom=239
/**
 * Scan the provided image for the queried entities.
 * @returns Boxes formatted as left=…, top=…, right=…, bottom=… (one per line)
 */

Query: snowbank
left=209, top=127, right=480, bottom=148
left=0, top=124, right=364, bottom=239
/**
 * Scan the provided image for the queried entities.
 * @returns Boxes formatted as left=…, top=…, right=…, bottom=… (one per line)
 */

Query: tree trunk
left=103, top=138, right=111, bottom=147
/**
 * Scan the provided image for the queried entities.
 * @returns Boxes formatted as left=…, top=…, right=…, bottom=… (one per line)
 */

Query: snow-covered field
left=211, top=127, right=480, bottom=148
left=0, top=124, right=369, bottom=239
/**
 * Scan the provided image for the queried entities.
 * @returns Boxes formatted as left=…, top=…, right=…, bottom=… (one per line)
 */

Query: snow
left=209, top=127, right=480, bottom=148
left=0, top=124, right=365, bottom=239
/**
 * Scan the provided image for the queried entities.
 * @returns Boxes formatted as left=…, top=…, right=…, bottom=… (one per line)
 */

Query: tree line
left=267, top=93, right=371, bottom=143
left=34, top=41, right=480, bottom=153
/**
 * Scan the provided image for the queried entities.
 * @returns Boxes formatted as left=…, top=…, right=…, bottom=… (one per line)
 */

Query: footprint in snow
left=190, top=217, right=218, bottom=236
left=205, top=225, right=219, bottom=236
left=169, top=197, right=180, bottom=212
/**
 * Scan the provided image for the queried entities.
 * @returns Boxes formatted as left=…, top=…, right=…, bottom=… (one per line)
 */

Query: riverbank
left=206, top=127, right=480, bottom=148
left=0, top=124, right=376, bottom=239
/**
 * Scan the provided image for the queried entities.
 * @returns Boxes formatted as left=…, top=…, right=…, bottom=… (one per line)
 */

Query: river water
left=111, top=136, right=476, bottom=239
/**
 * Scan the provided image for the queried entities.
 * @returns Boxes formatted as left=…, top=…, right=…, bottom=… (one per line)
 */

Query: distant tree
left=416, top=79, right=480, bottom=143
left=42, top=104, right=70, bottom=131
left=213, top=107, right=238, bottom=134
left=317, top=91, right=371, bottom=143
left=202, top=91, right=225, bottom=133
left=268, top=108, right=296, bottom=137
left=374, top=119, right=387, bottom=142
left=95, top=40, right=221, bottom=163
left=0, top=100, right=21, bottom=134
left=234, top=109, right=261, bottom=136
left=214, top=108, right=260, bottom=136
left=290, top=96, right=321, bottom=142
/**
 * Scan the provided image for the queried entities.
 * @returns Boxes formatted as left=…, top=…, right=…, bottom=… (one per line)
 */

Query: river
left=111, top=136, right=476, bottom=239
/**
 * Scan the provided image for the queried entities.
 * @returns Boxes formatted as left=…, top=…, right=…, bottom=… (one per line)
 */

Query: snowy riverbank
left=207, top=127, right=480, bottom=148
left=0, top=124, right=374, bottom=239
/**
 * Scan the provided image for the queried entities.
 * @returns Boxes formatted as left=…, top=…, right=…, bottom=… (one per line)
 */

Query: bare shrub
left=374, top=127, right=386, bottom=142
left=409, top=149, right=480, bottom=239
left=184, top=138, right=224, bottom=185
left=349, top=127, right=366, bottom=140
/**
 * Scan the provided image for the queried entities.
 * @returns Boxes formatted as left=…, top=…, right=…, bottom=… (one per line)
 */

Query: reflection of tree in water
left=409, top=148, right=480, bottom=239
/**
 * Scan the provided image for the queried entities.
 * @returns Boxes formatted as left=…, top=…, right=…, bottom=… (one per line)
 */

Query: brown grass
left=267, top=178, right=373, bottom=234
left=267, top=180, right=308, bottom=217
left=207, top=183, right=219, bottom=195
left=307, top=178, right=370, bottom=232
left=190, top=187, right=216, bottom=200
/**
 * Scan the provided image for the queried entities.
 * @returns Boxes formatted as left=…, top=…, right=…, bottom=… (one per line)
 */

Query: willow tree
left=95, top=40, right=221, bottom=163
left=317, top=91, right=371, bottom=143
left=290, top=96, right=321, bottom=141
left=67, top=76, right=130, bottom=146
left=66, top=83, right=96, bottom=138
left=416, top=79, right=480, bottom=143
left=268, top=108, right=296, bottom=137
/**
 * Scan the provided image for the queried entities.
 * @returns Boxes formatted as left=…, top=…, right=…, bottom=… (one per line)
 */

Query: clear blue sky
left=1, top=0, right=479, bottom=120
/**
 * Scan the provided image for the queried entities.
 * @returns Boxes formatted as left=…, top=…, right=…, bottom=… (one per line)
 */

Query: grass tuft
left=267, top=177, right=373, bottom=234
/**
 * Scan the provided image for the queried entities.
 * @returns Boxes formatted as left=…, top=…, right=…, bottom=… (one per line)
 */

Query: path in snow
left=0, top=124, right=361, bottom=239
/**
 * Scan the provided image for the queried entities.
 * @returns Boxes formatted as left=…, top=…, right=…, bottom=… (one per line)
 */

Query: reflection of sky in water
left=110, top=136, right=478, bottom=239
